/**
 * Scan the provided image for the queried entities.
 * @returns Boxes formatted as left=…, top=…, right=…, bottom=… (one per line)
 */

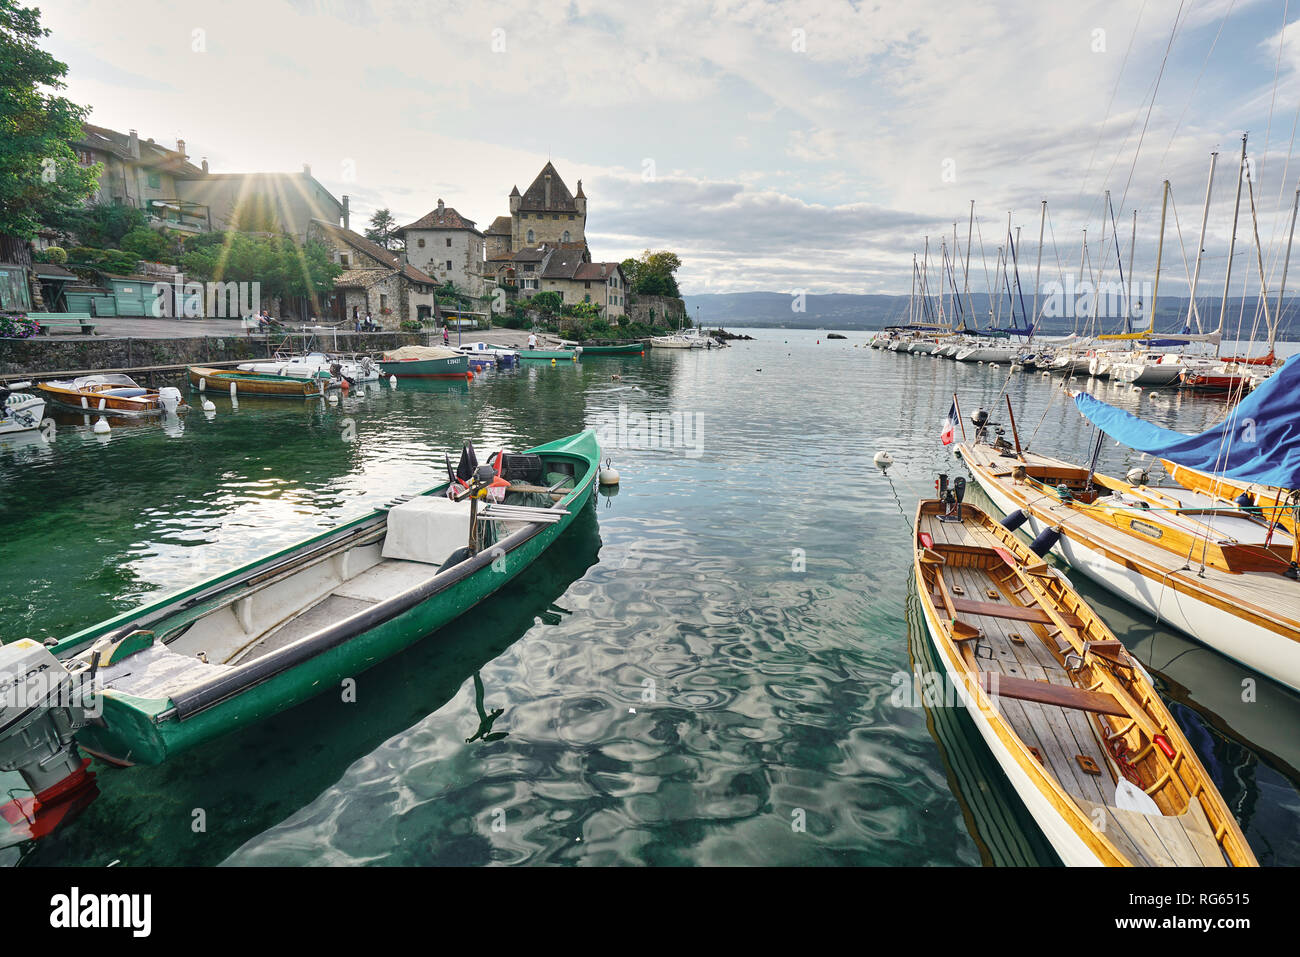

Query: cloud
left=33, top=0, right=1300, bottom=295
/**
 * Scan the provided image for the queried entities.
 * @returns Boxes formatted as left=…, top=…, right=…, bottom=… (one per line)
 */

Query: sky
left=32, top=0, right=1300, bottom=300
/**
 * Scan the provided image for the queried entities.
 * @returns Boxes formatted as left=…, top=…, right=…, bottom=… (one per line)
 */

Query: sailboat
left=956, top=351, right=1300, bottom=693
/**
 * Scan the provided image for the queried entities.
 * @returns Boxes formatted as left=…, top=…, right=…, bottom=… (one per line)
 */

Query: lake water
left=2, top=329, right=1297, bottom=866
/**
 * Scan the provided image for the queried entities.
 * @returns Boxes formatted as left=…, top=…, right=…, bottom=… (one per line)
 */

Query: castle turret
left=575, top=179, right=586, bottom=217
left=509, top=186, right=520, bottom=215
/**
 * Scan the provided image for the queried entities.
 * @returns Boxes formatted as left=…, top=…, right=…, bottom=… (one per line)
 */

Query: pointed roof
left=518, top=162, right=576, bottom=212
left=397, top=202, right=481, bottom=235
left=509, top=185, right=520, bottom=197
left=485, top=215, right=512, bottom=236
left=575, top=179, right=585, bottom=199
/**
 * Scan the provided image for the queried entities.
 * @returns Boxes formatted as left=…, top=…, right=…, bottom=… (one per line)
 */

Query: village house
left=307, top=219, right=438, bottom=328
left=394, top=200, right=486, bottom=298
left=71, top=124, right=346, bottom=242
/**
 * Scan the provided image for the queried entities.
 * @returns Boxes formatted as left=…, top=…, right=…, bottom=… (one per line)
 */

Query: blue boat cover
left=1073, top=355, right=1300, bottom=489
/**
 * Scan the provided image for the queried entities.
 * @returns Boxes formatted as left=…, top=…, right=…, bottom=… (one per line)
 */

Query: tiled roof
left=398, top=203, right=481, bottom=235
left=518, top=162, right=576, bottom=212
left=485, top=215, right=512, bottom=235
left=311, top=219, right=437, bottom=285
left=75, top=123, right=205, bottom=177
left=574, top=262, right=616, bottom=281
left=34, top=263, right=77, bottom=279
left=542, top=247, right=585, bottom=279
left=511, top=246, right=548, bottom=263
left=334, top=268, right=391, bottom=288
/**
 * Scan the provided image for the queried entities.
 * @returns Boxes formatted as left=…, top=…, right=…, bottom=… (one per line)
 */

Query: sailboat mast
left=1076, top=228, right=1087, bottom=337
left=1126, top=209, right=1137, bottom=332
left=1187, top=151, right=1218, bottom=334
left=921, top=236, right=930, bottom=324
left=1032, top=200, right=1046, bottom=339
left=1217, top=134, right=1248, bottom=354
left=1149, top=180, right=1170, bottom=336
left=964, top=201, right=975, bottom=322
left=910, top=254, right=918, bottom=324
left=1244, top=161, right=1275, bottom=346
left=1274, top=184, right=1299, bottom=339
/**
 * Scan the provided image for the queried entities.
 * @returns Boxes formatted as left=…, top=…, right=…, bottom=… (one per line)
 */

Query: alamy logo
left=1039, top=277, right=1153, bottom=320
left=49, top=887, right=151, bottom=937
left=151, top=275, right=261, bottom=318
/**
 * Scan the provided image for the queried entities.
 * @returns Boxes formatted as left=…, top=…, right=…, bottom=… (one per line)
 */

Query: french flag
left=940, top=400, right=959, bottom=446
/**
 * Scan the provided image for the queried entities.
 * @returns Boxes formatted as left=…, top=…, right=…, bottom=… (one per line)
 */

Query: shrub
left=67, top=246, right=107, bottom=264
left=101, top=250, right=140, bottom=275
left=399, top=319, right=422, bottom=332
left=119, top=227, right=169, bottom=261
left=35, top=246, right=67, bottom=264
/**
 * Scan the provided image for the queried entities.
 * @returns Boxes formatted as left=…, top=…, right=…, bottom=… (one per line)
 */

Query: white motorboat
left=0, top=382, right=46, bottom=435
left=239, top=352, right=377, bottom=383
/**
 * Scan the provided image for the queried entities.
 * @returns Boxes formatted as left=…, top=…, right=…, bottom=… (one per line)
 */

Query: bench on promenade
left=31, top=313, right=97, bottom=335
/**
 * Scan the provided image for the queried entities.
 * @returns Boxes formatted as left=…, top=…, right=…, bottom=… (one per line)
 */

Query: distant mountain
left=683, top=291, right=1300, bottom=338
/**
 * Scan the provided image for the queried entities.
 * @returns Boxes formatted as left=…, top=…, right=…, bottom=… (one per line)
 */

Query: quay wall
left=0, top=332, right=423, bottom=378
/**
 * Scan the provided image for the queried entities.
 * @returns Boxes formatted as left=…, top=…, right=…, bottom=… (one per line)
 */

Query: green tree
left=178, top=232, right=339, bottom=303
left=0, top=1, right=100, bottom=238
left=119, top=226, right=168, bottom=261
left=531, top=290, right=563, bottom=317
left=48, top=202, right=146, bottom=248
left=365, top=208, right=402, bottom=250
left=626, top=250, right=682, bottom=297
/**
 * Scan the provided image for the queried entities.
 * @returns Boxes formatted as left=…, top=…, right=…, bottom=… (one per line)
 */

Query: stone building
left=70, top=124, right=347, bottom=242
left=307, top=220, right=438, bottom=327
left=394, top=200, right=486, bottom=297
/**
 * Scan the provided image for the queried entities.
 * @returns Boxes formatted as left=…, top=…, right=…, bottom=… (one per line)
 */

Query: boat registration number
left=1129, top=518, right=1164, bottom=540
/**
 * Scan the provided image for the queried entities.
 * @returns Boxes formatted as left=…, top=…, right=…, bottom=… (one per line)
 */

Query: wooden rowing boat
left=913, top=496, right=1256, bottom=866
left=43, top=430, right=601, bottom=766
left=38, top=374, right=183, bottom=416
left=189, top=366, right=328, bottom=397
left=561, top=342, right=644, bottom=355
left=958, top=439, right=1300, bottom=692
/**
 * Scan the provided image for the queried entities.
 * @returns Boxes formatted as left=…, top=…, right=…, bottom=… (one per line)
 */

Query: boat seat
left=978, top=672, right=1128, bottom=716
left=381, top=495, right=470, bottom=565
left=947, top=596, right=1084, bottom=628
left=103, top=388, right=148, bottom=397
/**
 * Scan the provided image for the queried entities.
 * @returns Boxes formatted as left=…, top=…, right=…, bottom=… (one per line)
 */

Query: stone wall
left=0, top=331, right=422, bottom=376
left=624, top=294, right=686, bottom=327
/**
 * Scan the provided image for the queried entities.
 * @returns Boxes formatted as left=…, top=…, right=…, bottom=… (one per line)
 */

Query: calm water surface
left=2, top=329, right=1297, bottom=866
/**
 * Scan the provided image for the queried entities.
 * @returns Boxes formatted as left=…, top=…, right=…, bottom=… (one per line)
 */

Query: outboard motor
left=0, top=640, right=96, bottom=831
left=971, top=408, right=991, bottom=443
left=158, top=387, right=182, bottom=414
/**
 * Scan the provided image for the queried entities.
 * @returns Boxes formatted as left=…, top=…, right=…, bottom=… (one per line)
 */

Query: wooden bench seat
left=32, top=313, right=96, bottom=335
left=944, top=595, right=1084, bottom=629
left=979, top=671, right=1128, bottom=716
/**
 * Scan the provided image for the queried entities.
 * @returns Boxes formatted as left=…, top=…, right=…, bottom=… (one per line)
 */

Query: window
left=380, top=294, right=388, bottom=311
left=147, top=172, right=161, bottom=189
left=584, top=281, right=590, bottom=289
left=521, top=278, right=538, bottom=290
left=417, top=238, right=425, bottom=248
left=446, top=260, right=452, bottom=271
left=526, top=229, right=534, bottom=243
left=568, top=214, right=575, bottom=220
left=563, top=231, right=570, bottom=243
left=446, top=238, right=452, bottom=247
left=340, top=254, right=350, bottom=266
left=552, top=214, right=559, bottom=220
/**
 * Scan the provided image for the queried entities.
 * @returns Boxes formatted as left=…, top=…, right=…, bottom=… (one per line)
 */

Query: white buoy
left=327, top=392, right=339, bottom=405
left=93, top=416, right=110, bottom=434
left=201, top=398, right=215, bottom=412
left=199, top=377, right=206, bottom=392
left=1042, top=371, right=1051, bottom=377
left=989, top=363, right=999, bottom=369
left=599, top=465, right=620, bottom=486
left=98, top=397, right=106, bottom=411
left=389, top=375, right=397, bottom=388
left=873, top=450, right=894, bottom=469
left=230, top=381, right=238, bottom=398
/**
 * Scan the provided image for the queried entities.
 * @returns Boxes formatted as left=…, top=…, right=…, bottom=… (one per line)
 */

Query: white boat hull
left=967, top=466, right=1300, bottom=693
left=0, top=394, right=46, bottom=435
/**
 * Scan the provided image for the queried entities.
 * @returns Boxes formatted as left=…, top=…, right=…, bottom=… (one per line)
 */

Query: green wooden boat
left=519, top=349, right=579, bottom=360
left=38, top=430, right=600, bottom=767
left=561, top=342, right=645, bottom=356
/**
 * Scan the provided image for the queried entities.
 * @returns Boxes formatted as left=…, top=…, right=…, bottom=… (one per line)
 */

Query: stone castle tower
left=507, top=162, right=586, bottom=252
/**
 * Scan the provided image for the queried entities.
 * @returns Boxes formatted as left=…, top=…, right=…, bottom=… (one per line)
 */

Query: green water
left=2, top=330, right=1297, bottom=866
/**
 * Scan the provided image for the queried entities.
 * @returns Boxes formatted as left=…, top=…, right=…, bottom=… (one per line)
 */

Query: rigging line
left=1160, top=0, right=1238, bottom=166
left=1116, top=0, right=1189, bottom=220
left=1080, top=0, right=1150, bottom=205
left=1257, top=0, right=1290, bottom=206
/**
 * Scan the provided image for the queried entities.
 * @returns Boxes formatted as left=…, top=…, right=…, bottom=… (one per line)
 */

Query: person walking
left=528, top=331, right=537, bottom=350
left=442, top=326, right=450, bottom=346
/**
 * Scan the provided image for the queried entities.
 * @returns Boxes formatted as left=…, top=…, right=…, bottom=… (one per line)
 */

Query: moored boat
left=378, top=345, right=472, bottom=378
left=0, top=382, right=47, bottom=435
left=519, top=348, right=579, bottom=360
left=38, top=374, right=183, bottom=416
left=189, top=366, right=329, bottom=397
left=562, top=341, right=644, bottom=355
left=13, top=431, right=600, bottom=769
left=913, top=490, right=1256, bottom=866
left=956, top=362, right=1300, bottom=692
